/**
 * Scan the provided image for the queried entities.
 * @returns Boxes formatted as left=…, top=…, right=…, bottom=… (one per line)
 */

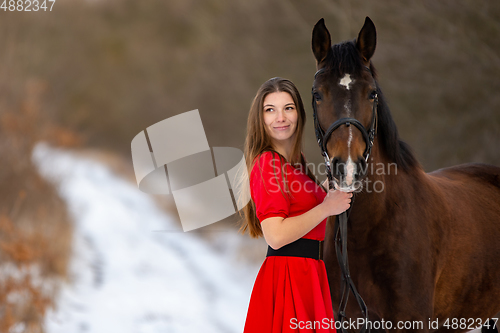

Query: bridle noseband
left=312, top=66, right=378, bottom=186
left=312, top=66, right=378, bottom=333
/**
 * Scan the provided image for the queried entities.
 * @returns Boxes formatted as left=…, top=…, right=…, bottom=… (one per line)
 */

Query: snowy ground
left=33, top=142, right=262, bottom=333
left=31, top=142, right=488, bottom=333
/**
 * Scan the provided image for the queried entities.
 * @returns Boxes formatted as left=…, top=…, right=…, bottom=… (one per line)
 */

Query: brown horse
left=311, top=17, right=500, bottom=333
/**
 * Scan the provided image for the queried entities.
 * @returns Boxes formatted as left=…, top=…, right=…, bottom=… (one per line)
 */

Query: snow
left=32, top=142, right=261, bottom=333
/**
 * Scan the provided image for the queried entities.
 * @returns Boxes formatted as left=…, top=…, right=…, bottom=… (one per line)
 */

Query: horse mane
left=323, top=40, right=421, bottom=172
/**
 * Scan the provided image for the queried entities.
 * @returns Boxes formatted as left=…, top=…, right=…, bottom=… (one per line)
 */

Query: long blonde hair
left=239, top=77, right=311, bottom=238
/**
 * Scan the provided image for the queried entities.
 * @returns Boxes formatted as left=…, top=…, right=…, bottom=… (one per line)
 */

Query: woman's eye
left=369, top=90, right=377, bottom=100
left=265, top=108, right=274, bottom=112
left=285, top=106, right=295, bottom=111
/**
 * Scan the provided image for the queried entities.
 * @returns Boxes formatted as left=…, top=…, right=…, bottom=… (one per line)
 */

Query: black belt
left=266, top=238, right=323, bottom=260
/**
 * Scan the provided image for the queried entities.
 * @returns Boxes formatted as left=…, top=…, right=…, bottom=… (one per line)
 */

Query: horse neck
left=351, top=142, right=426, bottom=229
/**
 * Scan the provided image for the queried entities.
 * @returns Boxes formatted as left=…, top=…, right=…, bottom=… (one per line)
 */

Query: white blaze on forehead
left=339, top=74, right=354, bottom=90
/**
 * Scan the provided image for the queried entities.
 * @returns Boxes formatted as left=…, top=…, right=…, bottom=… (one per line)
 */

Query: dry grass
left=0, top=80, right=77, bottom=333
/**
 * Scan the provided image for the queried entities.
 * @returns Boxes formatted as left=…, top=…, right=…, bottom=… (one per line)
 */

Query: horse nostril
left=330, top=157, right=338, bottom=177
left=331, top=157, right=345, bottom=179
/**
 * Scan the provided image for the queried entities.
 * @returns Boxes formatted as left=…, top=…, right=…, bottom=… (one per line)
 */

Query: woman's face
left=262, top=91, right=298, bottom=146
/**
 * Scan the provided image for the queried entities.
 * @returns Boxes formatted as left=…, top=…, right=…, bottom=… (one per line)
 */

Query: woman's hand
left=320, top=189, right=353, bottom=216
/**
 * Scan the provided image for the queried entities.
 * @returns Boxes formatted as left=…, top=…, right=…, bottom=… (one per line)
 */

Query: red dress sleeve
left=250, top=152, right=290, bottom=222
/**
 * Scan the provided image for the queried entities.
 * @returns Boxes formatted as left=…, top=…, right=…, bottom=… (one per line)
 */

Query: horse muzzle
left=330, top=156, right=367, bottom=192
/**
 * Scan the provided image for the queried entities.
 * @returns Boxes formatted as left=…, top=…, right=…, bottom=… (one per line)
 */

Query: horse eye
left=369, top=90, right=377, bottom=100
left=313, top=92, right=322, bottom=102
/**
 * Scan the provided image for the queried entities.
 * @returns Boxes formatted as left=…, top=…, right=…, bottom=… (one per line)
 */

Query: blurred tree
left=0, top=0, right=498, bottom=172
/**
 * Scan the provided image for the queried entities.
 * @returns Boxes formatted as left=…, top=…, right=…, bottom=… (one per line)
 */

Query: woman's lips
left=273, top=125, right=290, bottom=131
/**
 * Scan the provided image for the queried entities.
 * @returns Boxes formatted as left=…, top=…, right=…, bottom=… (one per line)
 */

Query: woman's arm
left=261, top=189, right=352, bottom=250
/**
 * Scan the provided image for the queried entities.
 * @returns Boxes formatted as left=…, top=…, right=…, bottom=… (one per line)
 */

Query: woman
left=240, top=77, right=352, bottom=332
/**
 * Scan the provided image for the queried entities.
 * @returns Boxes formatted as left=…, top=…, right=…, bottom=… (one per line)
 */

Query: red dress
left=244, top=151, right=337, bottom=333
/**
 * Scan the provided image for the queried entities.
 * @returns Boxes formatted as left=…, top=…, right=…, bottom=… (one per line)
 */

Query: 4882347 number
left=443, top=317, right=498, bottom=330
left=1, top=0, right=56, bottom=11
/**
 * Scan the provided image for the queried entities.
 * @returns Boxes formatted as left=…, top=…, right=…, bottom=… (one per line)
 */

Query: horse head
left=312, top=17, right=379, bottom=192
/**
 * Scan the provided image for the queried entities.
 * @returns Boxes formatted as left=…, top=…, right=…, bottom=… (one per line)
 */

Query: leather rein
left=312, top=66, right=378, bottom=333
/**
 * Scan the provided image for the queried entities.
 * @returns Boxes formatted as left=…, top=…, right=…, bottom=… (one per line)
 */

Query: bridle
left=312, top=66, right=378, bottom=333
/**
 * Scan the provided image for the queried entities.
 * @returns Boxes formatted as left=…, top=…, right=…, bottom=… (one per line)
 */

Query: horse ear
left=356, top=17, right=377, bottom=63
left=312, top=18, right=331, bottom=66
